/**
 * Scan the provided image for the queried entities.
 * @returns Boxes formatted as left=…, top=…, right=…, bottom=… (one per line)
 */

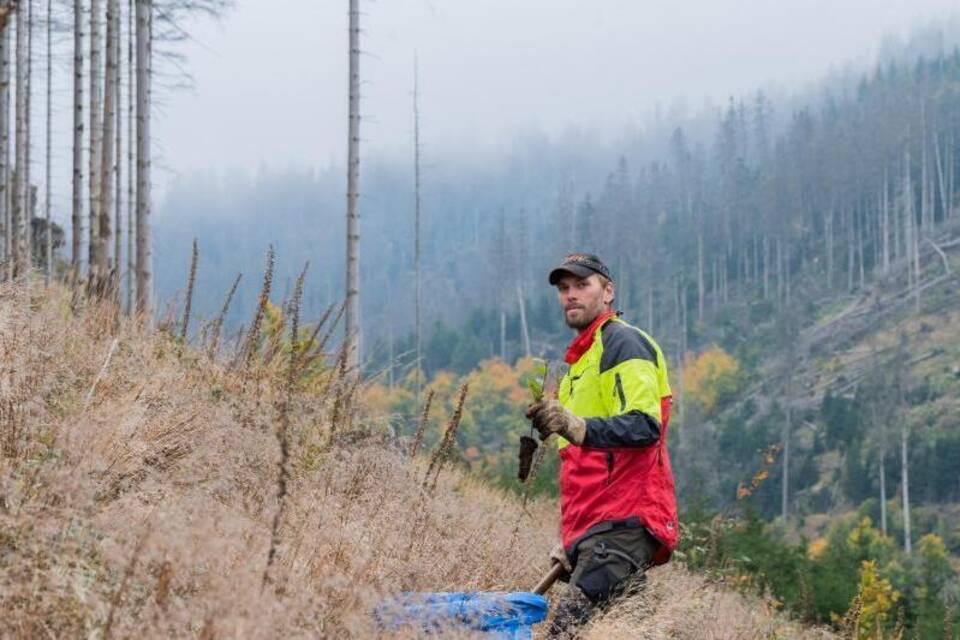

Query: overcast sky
left=155, top=0, right=960, bottom=181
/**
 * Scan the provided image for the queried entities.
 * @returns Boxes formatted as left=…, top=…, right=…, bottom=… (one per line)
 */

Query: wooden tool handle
left=533, top=562, right=566, bottom=595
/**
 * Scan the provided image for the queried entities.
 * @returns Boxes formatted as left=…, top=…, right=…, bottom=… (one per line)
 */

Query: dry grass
left=580, top=564, right=835, bottom=639
left=0, top=280, right=835, bottom=638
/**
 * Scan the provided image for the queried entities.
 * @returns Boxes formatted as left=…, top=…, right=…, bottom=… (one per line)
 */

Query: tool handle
left=533, top=562, right=566, bottom=595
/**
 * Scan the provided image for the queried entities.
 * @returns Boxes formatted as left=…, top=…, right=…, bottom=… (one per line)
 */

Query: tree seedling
left=518, top=359, right=549, bottom=481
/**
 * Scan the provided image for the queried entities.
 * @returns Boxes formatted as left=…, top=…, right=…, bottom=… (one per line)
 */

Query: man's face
left=555, top=273, right=614, bottom=330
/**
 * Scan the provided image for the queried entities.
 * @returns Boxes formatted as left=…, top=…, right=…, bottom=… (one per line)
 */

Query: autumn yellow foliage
left=361, top=357, right=542, bottom=466
left=808, top=537, right=829, bottom=560
left=853, top=560, right=900, bottom=639
left=682, top=345, right=742, bottom=414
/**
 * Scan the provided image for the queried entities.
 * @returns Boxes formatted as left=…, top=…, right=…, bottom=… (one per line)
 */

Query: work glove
left=525, top=399, right=586, bottom=445
left=550, top=542, right=573, bottom=579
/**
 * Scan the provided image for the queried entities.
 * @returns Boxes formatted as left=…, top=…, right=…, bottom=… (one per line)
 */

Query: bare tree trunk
left=43, top=0, right=50, bottom=284
left=721, top=251, right=728, bottom=304
left=905, top=166, right=914, bottom=293
left=88, top=0, right=101, bottom=279
left=948, top=132, right=955, bottom=220
left=697, top=231, right=704, bottom=321
left=24, top=0, right=31, bottom=266
left=782, top=403, right=791, bottom=523
left=825, top=207, right=835, bottom=286
left=881, top=174, right=889, bottom=275
left=857, top=209, right=865, bottom=289
left=516, top=283, right=531, bottom=359
left=0, top=23, right=9, bottom=277
left=646, top=287, right=654, bottom=332
left=413, top=56, right=421, bottom=403
left=134, top=0, right=150, bottom=314
left=921, top=137, right=930, bottom=234
left=776, top=236, right=783, bottom=307
left=113, top=0, right=121, bottom=296
left=619, top=257, right=630, bottom=318
left=674, top=277, right=685, bottom=439
left=679, top=276, right=688, bottom=356
left=784, top=241, right=791, bottom=304
left=125, top=0, right=132, bottom=310
left=846, top=207, right=854, bottom=292
left=762, top=235, right=769, bottom=299
left=71, top=0, right=83, bottom=272
left=499, top=309, right=505, bottom=360
left=11, top=0, right=27, bottom=277
left=901, top=424, right=911, bottom=554
left=893, top=175, right=902, bottom=264
left=905, top=155, right=921, bottom=312
left=879, top=445, right=887, bottom=537
left=98, top=0, right=117, bottom=292
left=344, top=0, right=361, bottom=368
left=386, top=324, right=394, bottom=389
left=935, top=132, right=947, bottom=225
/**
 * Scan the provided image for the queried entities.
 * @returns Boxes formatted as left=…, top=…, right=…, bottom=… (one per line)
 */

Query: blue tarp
left=375, top=591, right=549, bottom=639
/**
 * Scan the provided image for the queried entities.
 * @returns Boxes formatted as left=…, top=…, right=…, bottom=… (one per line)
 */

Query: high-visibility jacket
left=557, top=315, right=679, bottom=565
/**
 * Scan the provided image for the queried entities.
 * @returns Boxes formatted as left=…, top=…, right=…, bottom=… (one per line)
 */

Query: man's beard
left=565, top=307, right=598, bottom=331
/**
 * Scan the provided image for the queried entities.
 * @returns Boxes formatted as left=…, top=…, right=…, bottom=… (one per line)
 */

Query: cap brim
left=549, top=264, right=596, bottom=285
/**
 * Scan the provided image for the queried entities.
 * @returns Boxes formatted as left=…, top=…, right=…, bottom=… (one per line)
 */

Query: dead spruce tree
left=344, top=0, right=360, bottom=369
left=71, top=0, right=83, bottom=272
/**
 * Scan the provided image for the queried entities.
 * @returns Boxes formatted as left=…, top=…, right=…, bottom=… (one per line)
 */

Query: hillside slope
left=735, top=223, right=960, bottom=532
left=0, top=282, right=832, bottom=638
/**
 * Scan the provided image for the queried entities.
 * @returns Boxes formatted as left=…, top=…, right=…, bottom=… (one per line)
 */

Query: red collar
left=564, top=311, right=617, bottom=364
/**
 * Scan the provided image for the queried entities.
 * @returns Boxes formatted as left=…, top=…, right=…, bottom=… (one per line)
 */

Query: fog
left=157, top=0, right=960, bottom=179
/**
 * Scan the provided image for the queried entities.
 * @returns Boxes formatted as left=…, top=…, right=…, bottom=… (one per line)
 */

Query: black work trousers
left=547, top=526, right=659, bottom=638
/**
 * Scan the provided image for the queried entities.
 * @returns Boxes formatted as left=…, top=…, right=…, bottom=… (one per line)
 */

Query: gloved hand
left=550, top=542, right=573, bottom=577
left=526, top=399, right=586, bottom=445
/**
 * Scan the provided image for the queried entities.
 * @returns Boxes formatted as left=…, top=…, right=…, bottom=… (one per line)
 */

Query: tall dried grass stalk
left=298, top=301, right=346, bottom=377
left=840, top=592, right=864, bottom=639
left=288, top=263, right=308, bottom=350
left=329, top=344, right=353, bottom=442
left=1, top=399, right=22, bottom=458
left=231, top=322, right=246, bottom=359
left=424, top=383, right=468, bottom=491
left=291, top=302, right=334, bottom=378
left=179, top=238, right=199, bottom=343
left=207, top=272, right=242, bottom=359
left=261, top=301, right=286, bottom=369
left=234, top=245, right=274, bottom=371
left=83, top=337, right=120, bottom=410
left=263, top=262, right=308, bottom=590
left=103, top=526, right=150, bottom=640
left=410, top=389, right=434, bottom=457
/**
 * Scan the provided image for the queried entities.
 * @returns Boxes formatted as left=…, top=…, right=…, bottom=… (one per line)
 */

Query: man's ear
left=603, top=281, right=615, bottom=306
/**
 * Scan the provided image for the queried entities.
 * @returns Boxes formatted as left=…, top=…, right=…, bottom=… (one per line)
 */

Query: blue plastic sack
left=375, top=591, right=549, bottom=639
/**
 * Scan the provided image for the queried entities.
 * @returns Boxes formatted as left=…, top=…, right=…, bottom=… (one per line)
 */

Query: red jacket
left=557, top=316, right=679, bottom=564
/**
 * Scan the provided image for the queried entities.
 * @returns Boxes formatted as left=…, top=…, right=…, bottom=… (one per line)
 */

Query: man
left=526, top=253, right=678, bottom=635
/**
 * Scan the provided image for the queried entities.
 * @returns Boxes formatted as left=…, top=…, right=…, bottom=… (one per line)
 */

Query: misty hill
left=156, top=20, right=960, bottom=360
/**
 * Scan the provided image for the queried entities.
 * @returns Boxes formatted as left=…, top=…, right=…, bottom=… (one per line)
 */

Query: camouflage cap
left=548, top=253, right=613, bottom=285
